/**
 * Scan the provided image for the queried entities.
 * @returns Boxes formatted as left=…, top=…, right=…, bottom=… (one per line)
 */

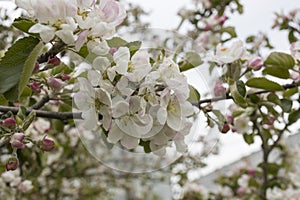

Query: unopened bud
left=248, top=169, right=256, bottom=176
left=236, top=187, right=244, bottom=196
left=6, top=157, right=19, bottom=171
left=227, top=115, right=234, bottom=124
left=220, top=123, right=230, bottom=134
left=109, top=48, right=118, bottom=56
left=33, top=62, right=40, bottom=73
left=214, top=80, right=226, bottom=96
left=10, top=132, right=26, bottom=149
left=218, top=15, right=228, bottom=24
left=2, top=117, right=16, bottom=129
left=48, top=78, right=63, bottom=91
left=47, top=56, right=61, bottom=66
left=61, top=73, right=70, bottom=81
left=249, top=57, right=263, bottom=70
left=29, top=82, right=41, bottom=93
left=40, top=136, right=55, bottom=151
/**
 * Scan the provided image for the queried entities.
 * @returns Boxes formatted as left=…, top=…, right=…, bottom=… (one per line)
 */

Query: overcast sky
left=127, top=0, right=300, bottom=52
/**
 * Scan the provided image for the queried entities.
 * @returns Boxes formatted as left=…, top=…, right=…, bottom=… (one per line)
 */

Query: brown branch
left=197, top=81, right=300, bottom=105
left=30, top=95, right=50, bottom=110
left=37, top=41, right=65, bottom=63
left=0, top=106, right=82, bottom=121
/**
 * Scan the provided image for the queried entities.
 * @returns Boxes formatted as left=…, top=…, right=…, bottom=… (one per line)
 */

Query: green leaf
left=288, top=109, right=300, bottom=124
left=236, top=80, right=246, bottom=97
left=18, top=41, right=44, bottom=99
left=227, top=61, right=241, bottom=81
left=179, top=52, right=203, bottom=72
left=246, top=77, right=284, bottom=91
left=107, top=37, right=127, bottom=48
left=139, top=140, right=151, bottom=153
left=243, top=133, right=254, bottom=145
left=188, top=85, right=201, bottom=103
left=288, top=30, right=297, bottom=43
left=220, top=26, right=237, bottom=38
left=212, top=110, right=226, bottom=123
left=230, top=83, right=247, bottom=108
left=12, top=18, right=37, bottom=36
left=0, top=37, right=40, bottom=100
left=264, top=52, right=295, bottom=69
left=0, top=94, right=8, bottom=105
left=280, top=99, right=293, bottom=113
left=51, top=63, right=73, bottom=76
left=258, top=162, right=280, bottom=176
left=126, top=41, right=142, bottom=57
left=76, top=45, right=89, bottom=58
left=283, top=87, right=298, bottom=98
left=22, top=111, right=36, bottom=131
left=267, top=93, right=281, bottom=105
left=263, top=67, right=290, bottom=79
left=249, top=94, right=260, bottom=104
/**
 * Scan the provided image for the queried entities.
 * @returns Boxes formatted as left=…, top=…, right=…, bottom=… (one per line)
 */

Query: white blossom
left=212, top=40, right=246, bottom=64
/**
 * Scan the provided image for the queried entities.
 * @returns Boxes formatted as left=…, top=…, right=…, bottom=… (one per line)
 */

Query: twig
left=0, top=106, right=82, bottom=121
left=30, top=95, right=50, bottom=110
left=197, top=81, right=300, bottom=104
left=37, top=41, right=65, bottom=63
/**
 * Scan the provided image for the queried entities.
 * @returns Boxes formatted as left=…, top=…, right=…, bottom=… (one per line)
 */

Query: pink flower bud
left=290, top=73, right=300, bottom=81
left=29, top=82, right=41, bottom=93
left=236, top=187, right=244, bottom=196
left=218, top=15, right=228, bottom=24
left=109, top=48, right=118, bottom=56
left=6, top=157, right=19, bottom=171
left=10, top=133, right=26, bottom=149
left=61, top=73, right=70, bottom=81
left=214, top=80, right=226, bottom=96
left=47, top=56, right=61, bottom=66
left=227, top=115, right=234, bottom=124
left=40, top=136, right=55, bottom=151
left=48, top=78, right=63, bottom=91
left=220, top=123, right=230, bottom=134
left=2, top=117, right=16, bottom=128
left=33, top=61, right=40, bottom=73
left=248, top=169, right=255, bottom=176
left=249, top=57, right=263, bottom=70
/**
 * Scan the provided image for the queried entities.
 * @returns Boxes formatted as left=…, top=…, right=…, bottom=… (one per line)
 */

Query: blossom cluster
left=74, top=47, right=195, bottom=154
left=16, top=0, right=126, bottom=51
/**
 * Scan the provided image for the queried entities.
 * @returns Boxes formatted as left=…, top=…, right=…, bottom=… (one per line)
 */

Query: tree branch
left=37, top=41, right=65, bottom=63
left=30, top=95, right=50, bottom=110
left=0, top=106, right=82, bottom=121
left=198, top=81, right=300, bottom=104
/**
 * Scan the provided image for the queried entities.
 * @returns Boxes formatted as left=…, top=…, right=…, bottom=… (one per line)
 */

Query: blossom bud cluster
left=16, top=0, right=126, bottom=51
left=74, top=48, right=195, bottom=154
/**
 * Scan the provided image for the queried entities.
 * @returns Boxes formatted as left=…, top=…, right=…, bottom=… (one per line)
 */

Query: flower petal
left=120, top=134, right=139, bottom=149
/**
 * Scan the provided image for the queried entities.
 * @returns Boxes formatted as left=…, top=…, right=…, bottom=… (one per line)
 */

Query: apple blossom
left=214, top=80, right=226, bottom=96
left=249, top=56, right=263, bottom=70
left=40, top=136, right=55, bottom=151
left=233, top=115, right=251, bottom=134
left=290, top=41, right=300, bottom=60
left=10, top=133, right=26, bottom=149
left=6, top=157, right=19, bottom=171
left=48, top=78, right=64, bottom=91
left=18, top=180, right=34, bottom=193
left=212, top=40, right=246, bottom=64
left=2, top=118, right=16, bottom=129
